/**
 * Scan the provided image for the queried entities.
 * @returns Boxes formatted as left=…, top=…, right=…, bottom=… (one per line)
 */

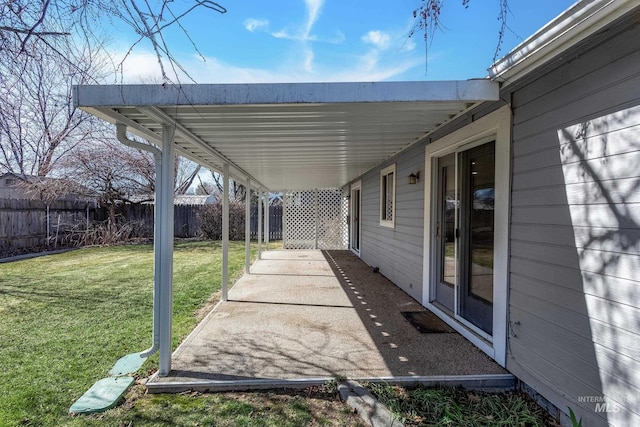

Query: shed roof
left=74, top=80, right=498, bottom=190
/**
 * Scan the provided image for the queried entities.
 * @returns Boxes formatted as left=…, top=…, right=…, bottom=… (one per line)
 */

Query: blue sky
left=113, top=1, right=576, bottom=83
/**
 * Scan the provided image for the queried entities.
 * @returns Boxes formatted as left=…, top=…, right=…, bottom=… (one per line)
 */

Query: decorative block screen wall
left=283, top=189, right=348, bottom=250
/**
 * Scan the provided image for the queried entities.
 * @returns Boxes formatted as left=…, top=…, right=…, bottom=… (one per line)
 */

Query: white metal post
left=222, top=164, right=229, bottom=302
left=245, top=178, right=251, bottom=274
left=314, top=189, right=319, bottom=250
left=257, top=191, right=262, bottom=259
left=265, top=192, right=270, bottom=250
left=158, top=125, right=175, bottom=377
left=282, top=194, right=287, bottom=248
left=148, top=153, right=163, bottom=358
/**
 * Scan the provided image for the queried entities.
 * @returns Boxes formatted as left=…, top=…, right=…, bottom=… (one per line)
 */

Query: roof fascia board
left=73, top=80, right=498, bottom=107
left=488, top=0, right=638, bottom=84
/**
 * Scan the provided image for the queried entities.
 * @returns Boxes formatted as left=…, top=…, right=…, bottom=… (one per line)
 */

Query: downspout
left=116, top=123, right=162, bottom=358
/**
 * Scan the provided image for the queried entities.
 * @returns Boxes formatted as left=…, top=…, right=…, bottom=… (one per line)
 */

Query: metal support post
left=222, top=163, right=229, bottom=302
left=245, top=178, right=251, bottom=274
left=158, top=125, right=175, bottom=377
left=314, top=189, right=319, bottom=250
left=265, top=192, right=270, bottom=250
left=257, top=191, right=262, bottom=259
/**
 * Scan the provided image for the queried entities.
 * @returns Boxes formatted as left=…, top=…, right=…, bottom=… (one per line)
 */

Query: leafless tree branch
left=410, top=0, right=512, bottom=71
left=1, top=0, right=227, bottom=82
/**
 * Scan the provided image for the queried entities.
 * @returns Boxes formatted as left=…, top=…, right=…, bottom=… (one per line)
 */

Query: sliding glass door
left=433, top=141, right=495, bottom=335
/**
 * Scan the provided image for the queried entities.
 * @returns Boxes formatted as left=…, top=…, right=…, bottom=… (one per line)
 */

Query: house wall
left=360, top=143, right=425, bottom=301
left=507, top=17, right=640, bottom=427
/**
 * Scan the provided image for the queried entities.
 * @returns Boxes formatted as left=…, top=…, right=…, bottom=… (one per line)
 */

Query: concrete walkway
left=147, top=250, right=506, bottom=392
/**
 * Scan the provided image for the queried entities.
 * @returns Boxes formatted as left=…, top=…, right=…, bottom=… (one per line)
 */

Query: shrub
left=198, top=200, right=246, bottom=240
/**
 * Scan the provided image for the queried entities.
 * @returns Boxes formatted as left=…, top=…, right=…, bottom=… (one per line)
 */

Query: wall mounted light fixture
left=408, top=171, right=420, bottom=185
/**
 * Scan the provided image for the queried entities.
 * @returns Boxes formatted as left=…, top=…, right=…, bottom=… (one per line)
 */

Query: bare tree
left=194, top=175, right=217, bottom=197
left=0, top=36, right=105, bottom=176
left=175, top=159, right=201, bottom=195
left=61, top=136, right=202, bottom=204
left=211, top=171, right=248, bottom=202
left=0, top=0, right=226, bottom=82
left=62, top=139, right=153, bottom=205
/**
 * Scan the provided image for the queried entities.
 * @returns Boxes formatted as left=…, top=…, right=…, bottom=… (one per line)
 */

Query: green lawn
left=0, top=241, right=295, bottom=426
left=0, top=241, right=361, bottom=427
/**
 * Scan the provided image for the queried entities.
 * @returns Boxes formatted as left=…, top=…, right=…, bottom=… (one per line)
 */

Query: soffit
left=75, top=81, right=499, bottom=190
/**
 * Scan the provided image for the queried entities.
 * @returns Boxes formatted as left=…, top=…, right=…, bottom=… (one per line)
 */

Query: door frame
left=350, top=180, right=362, bottom=256
left=422, top=106, right=511, bottom=367
left=433, top=153, right=456, bottom=312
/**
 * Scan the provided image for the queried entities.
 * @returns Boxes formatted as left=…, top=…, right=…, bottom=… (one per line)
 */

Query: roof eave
left=487, top=0, right=639, bottom=85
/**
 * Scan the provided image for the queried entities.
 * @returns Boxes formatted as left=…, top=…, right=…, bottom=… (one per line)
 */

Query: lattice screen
left=283, top=189, right=348, bottom=250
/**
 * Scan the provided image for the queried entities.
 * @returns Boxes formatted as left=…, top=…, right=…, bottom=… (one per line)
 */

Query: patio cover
left=74, top=80, right=499, bottom=191
left=73, top=80, right=499, bottom=377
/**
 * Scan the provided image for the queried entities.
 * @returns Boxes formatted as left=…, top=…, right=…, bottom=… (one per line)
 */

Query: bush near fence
left=198, top=201, right=246, bottom=240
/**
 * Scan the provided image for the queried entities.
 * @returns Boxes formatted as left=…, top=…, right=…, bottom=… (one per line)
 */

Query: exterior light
left=408, top=172, right=420, bottom=185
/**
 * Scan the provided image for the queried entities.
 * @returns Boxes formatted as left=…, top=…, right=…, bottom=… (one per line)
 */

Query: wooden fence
left=1, top=199, right=284, bottom=257
left=93, top=204, right=202, bottom=239
left=99, top=204, right=283, bottom=240
left=0, top=198, right=93, bottom=257
left=250, top=205, right=283, bottom=240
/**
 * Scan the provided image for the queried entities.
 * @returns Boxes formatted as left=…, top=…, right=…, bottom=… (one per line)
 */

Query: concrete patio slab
left=147, top=250, right=507, bottom=392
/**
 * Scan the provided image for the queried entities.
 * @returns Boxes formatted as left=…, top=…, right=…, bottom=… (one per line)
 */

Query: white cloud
left=303, top=0, right=324, bottom=38
left=110, top=50, right=164, bottom=83
left=244, top=18, right=269, bottom=33
left=271, top=28, right=305, bottom=41
left=105, top=3, right=423, bottom=85
left=268, top=0, right=326, bottom=43
left=362, top=30, right=391, bottom=49
left=107, top=37, right=422, bottom=85
left=303, top=48, right=314, bottom=73
left=402, top=36, right=417, bottom=53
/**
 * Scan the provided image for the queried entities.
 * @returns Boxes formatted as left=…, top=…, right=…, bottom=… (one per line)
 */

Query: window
left=380, top=164, right=396, bottom=227
left=5, top=178, right=16, bottom=185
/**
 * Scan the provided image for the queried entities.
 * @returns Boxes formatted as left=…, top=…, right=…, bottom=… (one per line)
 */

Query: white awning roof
left=74, top=80, right=498, bottom=190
